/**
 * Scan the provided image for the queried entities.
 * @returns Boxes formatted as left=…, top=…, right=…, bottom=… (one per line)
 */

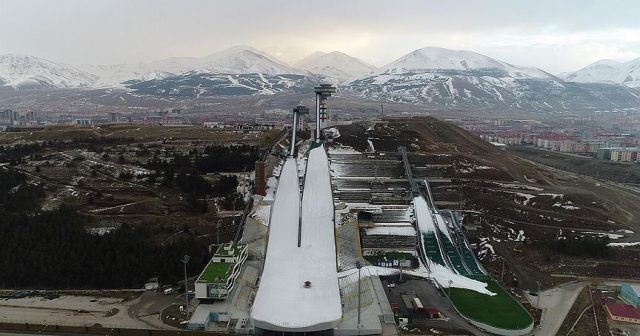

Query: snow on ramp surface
left=251, top=146, right=341, bottom=331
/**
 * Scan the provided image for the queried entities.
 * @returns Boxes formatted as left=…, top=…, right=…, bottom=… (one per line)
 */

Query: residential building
left=604, top=302, right=640, bottom=324
left=610, top=148, right=640, bottom=162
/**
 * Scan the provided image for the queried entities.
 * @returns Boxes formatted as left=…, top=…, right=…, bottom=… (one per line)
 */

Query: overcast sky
left=2, top=0, right=640, bottom=73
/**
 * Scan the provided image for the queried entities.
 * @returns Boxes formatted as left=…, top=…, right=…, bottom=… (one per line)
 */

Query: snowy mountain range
left=1, top=46, right=639, bottom=112
left=561, top=58, right=640, bottom=88
left=293, top=51, right=376, bottom=82
left=0, top=46, right=309, bottom=90
left=343, top=47, right=640, bottom=112
left=0, top=54, right=96, bottom=89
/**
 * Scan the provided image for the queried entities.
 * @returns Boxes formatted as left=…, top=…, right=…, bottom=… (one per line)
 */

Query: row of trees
left=0, top=169, right=209, bottom=289
left=0, top=138, right=138, bottom=163
left=145, top=145, right=260, bottom=174
left=548, top=235, right=611, bottom=258
left=0, top=170, right=45, bottom=214
left=0, top=206, right=209, bottom=289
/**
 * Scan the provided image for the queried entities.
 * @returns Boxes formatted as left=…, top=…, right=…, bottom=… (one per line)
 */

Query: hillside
left=333, top=117, right=640, bottom=285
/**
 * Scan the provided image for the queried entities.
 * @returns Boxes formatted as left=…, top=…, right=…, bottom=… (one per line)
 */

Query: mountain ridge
left=294, top=51, right=376, bottom=82
left=562, top=57, right=640, bottom=88
left=343, top=47, right=640, bottom=112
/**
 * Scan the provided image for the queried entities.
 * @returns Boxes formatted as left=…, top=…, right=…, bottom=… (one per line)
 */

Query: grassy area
left=448, top=275, right=533, bottom=330
left=509, top=146, right=640, bottom=184
left=197, top=262, right=231, bottom=283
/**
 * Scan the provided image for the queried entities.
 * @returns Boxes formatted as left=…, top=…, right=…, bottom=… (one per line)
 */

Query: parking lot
left=380, top=276, right=490, bottom=336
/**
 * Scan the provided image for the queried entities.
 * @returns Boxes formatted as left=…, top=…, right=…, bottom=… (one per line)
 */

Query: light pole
left=448, top=279, right=453, bottom=298
left=356, top=261, right=363, bottom=330
left=232, top=195, right=239, bottom=228
left=536, top=281, right=541, bottom=308
left=181, top=255, right=190, bottom=318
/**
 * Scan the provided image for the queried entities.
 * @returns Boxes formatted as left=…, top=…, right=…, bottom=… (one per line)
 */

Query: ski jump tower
left=289, top=105, right=309, bottom=156
left=313, top=84, right=336, bottom=140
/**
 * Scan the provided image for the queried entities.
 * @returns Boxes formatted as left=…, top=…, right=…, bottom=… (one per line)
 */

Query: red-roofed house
left=605, top=302, right=640, bottom=324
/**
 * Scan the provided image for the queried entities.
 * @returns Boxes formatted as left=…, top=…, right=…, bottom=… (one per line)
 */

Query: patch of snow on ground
left=340, top=262, right=495, bottom=296
left=413, top=261, right=495, bottom=296
left=327, top=145, right=362, bottom=155
left=477, top=238, right=496, bottom=260
left=325, top=128, right=340, bottom=139
left=584, top=231, right=624, bottom=240
left=495, top=183, right=543, bottom=191
left=540, top=193, right=564, bottom=199
left=474, top=165, right=496, bottom=170
left=251, top=204, right=272, bottom=226
left=366, top=139, right=375, bottom=153
left=516, top=192, right=536, bottom=206
left=553, top=202, right=580, bottom=210
left=608, top=242, right=640, bottom=247
left=365, top=226, right=416, bottom=236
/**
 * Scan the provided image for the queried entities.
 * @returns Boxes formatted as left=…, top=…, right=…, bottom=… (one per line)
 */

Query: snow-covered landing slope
left=251, top=158, right=303, bottom=330
left=251, top=146, right=341, bottom=332
left=413, top=196, right=492, bottom=295
left=299, top=144, right=342, bottom=326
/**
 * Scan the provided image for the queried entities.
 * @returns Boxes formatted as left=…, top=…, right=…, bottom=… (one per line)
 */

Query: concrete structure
left=254, top=161, right=267, bottom=196
left=195, top=243, right=248, bottom=300
left=621, top=284, right=640, bottom=307
left=314, top=84, right=336, bottom=140
left=74, top=118, right=92, bottom=126
left=604, top=302, right=640, bottom=324
left=289, top=105, right=309, bottom=156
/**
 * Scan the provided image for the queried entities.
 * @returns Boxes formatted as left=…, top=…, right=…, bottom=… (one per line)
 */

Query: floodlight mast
left=313, top=84, right=336, bottom=141
left=181, top=255, right=190, bottom=317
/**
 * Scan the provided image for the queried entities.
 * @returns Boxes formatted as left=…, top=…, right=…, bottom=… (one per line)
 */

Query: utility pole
left=216, top=220, right=221, bottom=246
left=500, top=258, right=505, bottom=282
left=380, top=104, right=384, bottom=120
left=181, top=255, right=190, bottom=318
left=356, top=261, right=363, bottom=330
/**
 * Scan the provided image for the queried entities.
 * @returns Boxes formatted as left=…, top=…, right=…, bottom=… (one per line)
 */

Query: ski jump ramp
left=251, top=145, right=342, bottom=332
